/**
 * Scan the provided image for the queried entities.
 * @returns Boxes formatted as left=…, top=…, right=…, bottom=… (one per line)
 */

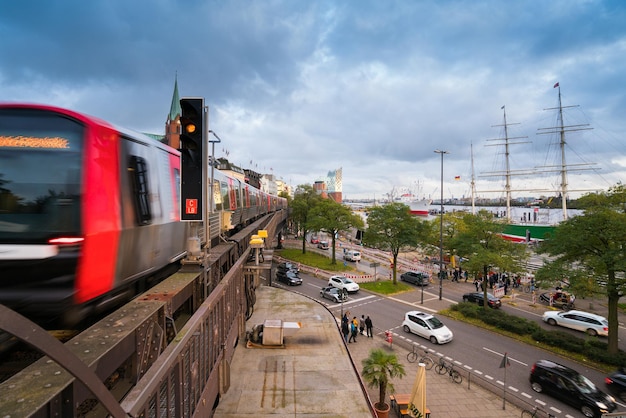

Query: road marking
left=483, top=346, right=528, bottom=366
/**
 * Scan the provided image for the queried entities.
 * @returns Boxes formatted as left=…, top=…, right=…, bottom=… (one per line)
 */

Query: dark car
left=605, top=368, right=626, bottom=402
left=400, top=271, right=430, bottom=286
left=462, top=292, right=502, bottom=308
left=319, top=286, right=347, bottom=303
left=276, top=269, right=302, bottom=286
left=530, top=360, right=616, bottom=417
left=276, top=262, right=300, bottom=274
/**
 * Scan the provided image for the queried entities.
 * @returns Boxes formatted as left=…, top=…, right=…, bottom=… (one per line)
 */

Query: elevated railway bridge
left=0, top=210, right=288, bottom=418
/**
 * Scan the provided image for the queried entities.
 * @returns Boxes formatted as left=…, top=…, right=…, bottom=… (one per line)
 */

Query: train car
left=0, top=103, right=287, bottom=325
left=0, top=103, right=188, bottom=325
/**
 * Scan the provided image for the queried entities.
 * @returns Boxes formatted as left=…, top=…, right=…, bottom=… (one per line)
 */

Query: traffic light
left=179, top=97, right=205, bottom=221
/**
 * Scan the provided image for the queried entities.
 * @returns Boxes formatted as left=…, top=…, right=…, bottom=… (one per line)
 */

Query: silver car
left=542, top=310, right=608, bottom=337
left=319, top=286, right=348, bottom=303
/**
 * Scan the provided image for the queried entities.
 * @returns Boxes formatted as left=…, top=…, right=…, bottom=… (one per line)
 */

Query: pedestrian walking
left=365, top=315, right=373, bottom=338
left=359, top=315, right=365, bottom=335
left=341, top=318, right=349, bottom=342
left=473, top=278, right=480, bottom=292
left=348, top=317, right=358, bottom=343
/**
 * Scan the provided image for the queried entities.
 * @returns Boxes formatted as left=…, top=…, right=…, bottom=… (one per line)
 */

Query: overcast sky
left=3, top=0, right=626, bottom=201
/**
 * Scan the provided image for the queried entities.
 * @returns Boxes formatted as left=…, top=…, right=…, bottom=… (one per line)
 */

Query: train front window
left=0, top=108, right=83, bottom=242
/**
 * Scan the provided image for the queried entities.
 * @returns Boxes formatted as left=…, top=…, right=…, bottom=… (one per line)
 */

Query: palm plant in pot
left=361, top=348, right=406, bottom=418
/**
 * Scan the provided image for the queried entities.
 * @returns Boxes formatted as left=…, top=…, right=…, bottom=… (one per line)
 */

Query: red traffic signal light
left=179, top=97, right=205, bottom=221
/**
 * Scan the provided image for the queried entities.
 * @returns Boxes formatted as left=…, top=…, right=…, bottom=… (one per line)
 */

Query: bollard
left=385, top=330, right=393, bottom=348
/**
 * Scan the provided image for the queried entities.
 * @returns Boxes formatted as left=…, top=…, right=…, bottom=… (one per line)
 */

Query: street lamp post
left=434, top=149, right=449, bottom=300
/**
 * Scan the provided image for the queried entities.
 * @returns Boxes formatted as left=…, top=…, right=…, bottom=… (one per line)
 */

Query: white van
left=343, top=250, right=361, bottom=262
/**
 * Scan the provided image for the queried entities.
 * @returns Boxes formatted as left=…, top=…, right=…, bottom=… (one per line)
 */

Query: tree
left=361, top=348, right=406, bottom=413
left=307, top=199, right=364, bottom=264
left=362, top=203, right=429, bottom=284
left=289, top=185, right=322, bottom=254
left=449, top=210, right=526, bottom=308
left=537, top=185, right=626, bottom=354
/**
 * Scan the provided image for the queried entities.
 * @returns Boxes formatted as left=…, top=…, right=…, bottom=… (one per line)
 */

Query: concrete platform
left=214, top=285, right=524, bottom=417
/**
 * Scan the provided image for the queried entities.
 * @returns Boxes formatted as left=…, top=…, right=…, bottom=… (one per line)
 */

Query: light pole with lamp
left=434, top=149, right=449, bottom=300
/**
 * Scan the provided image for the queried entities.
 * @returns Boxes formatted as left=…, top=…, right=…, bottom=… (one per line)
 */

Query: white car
left=328, top=275, right=360, bottom=293
left=402, top=310, right=453, bottom=344
left=542, top=310, right=608, bottom=337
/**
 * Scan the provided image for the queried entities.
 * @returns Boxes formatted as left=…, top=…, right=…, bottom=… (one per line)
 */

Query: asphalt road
left=272, top=265, right=625, bottom=418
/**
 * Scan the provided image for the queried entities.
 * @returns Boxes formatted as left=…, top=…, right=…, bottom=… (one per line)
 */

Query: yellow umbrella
left=408, top=363, right=427, bottom=417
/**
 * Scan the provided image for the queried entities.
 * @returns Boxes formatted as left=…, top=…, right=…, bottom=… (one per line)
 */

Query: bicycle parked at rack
left=521, top=405, right=555, bottom=418
left=434, top=358, right=462, bottom=384
left=406, top=345, right=434, bottom=370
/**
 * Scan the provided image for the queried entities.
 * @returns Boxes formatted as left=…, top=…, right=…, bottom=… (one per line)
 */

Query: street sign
left=369, top=262, right=380, bottom=268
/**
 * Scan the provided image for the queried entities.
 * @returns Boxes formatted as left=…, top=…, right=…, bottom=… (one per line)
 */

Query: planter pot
left=374, top=402, right=390, bottom=418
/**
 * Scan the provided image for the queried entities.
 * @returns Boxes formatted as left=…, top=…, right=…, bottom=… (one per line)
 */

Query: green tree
left=308, top=199, right=364, bottom=264
left=537, top=185, right=626, bottom=354
left=289, top=185, right=322, bottom=254
left=363, top=203, right=429, bottom=284
left=449, top=210, right=526, bottom=308
left=361, top=348, right=406, bottom=412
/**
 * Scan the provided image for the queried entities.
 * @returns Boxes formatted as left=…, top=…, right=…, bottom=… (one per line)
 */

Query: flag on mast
left=553, top=82, right=559, bottom=88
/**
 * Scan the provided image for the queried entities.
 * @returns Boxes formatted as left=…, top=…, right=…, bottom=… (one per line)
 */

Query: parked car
left=310, top=236, right=319, bottom=244
left=319, top=286, right=348, bottom=303
left=276, top=262, right=299, bottom=274
left=276, top=269, right=302, bottom=286
left=328, top=275, right=360, bottom=293
left=530, top=359, right=616, bottom=417
left=400, top=271, right=429, bottom=286
left=402, top=310, right=453, bottom=344
left=317, top=241, right=330, bottom=250
left=605, top=368, right=626, bottom=402
left=542, top=310, right=608, bottom=337
left=462, top=292, right=502, bottom=308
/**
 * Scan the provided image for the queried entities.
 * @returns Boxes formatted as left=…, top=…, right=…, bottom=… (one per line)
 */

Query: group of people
left=341, top=312, right=373, bottom=343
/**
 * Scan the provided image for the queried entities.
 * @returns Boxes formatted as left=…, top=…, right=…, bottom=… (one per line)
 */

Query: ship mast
left=481, top=105, right=529, bottom=223
left=537, top=83, right=594, bottom=222
left=470, top=142, right=476, bottom=215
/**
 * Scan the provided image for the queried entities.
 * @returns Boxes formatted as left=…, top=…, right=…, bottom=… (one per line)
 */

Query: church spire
left=168, top=73, right=181, bottom=122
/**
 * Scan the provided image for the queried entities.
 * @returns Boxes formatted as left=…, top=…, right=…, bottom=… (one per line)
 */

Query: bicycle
left=434, top=358, right=462, bottom=383
left=406, top=345, right=434, bottom=370
left=520, top=405, right=555, bottom=418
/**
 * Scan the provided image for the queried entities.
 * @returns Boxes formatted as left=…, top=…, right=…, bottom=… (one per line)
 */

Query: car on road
left=276, top=269, right=302, bottom=286
left=542, top=310, right=608, bottom=337
left=529, top=359, right=616, bottom=417
left=310, top=236, right=319, bottom=244
left=462, top=292, right=502, bottom=308
left=317, top=241, right=330, bottom=250
left=319, top=286, right=348, bottom=303
left=400, top=271, right=429, bottom=286
left=402, top=310, right=453, bottom=344
left=605, top=368, right=626, bottom=402
left=276, top=262, right=300, bottom=274
left=342, top=250, right=361, bottom=262
left=328, top=275, right=360, bottom=293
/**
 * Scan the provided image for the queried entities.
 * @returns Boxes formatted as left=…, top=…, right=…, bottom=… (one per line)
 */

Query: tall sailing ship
left=474, top=83, right=596, bottom=242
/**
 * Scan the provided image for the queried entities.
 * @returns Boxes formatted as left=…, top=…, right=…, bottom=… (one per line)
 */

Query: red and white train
left=0, top=103, right=286, bottom=324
